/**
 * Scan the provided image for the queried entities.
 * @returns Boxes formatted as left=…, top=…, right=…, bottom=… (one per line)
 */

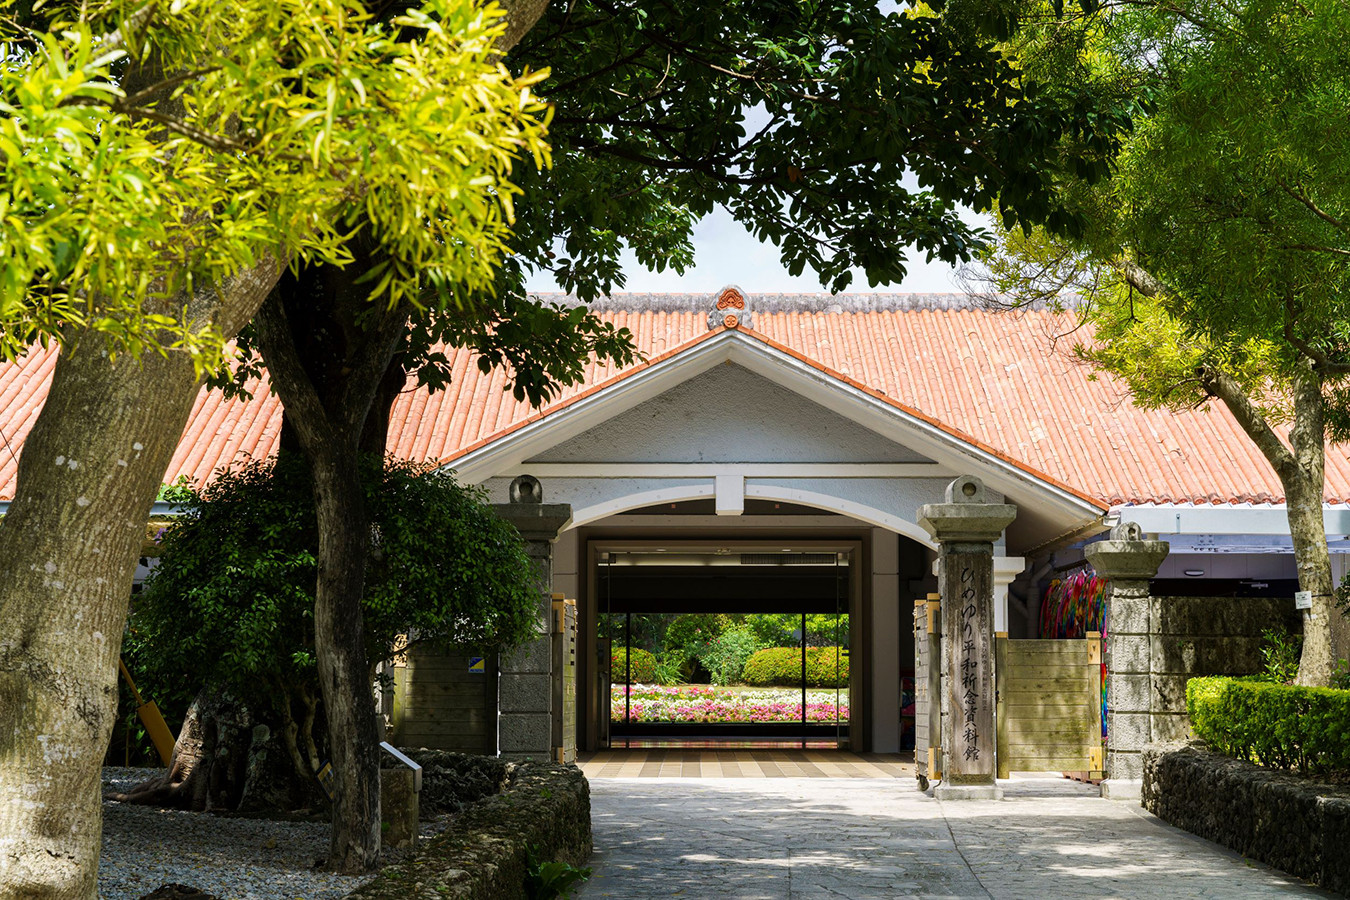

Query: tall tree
left=0, top=0, right=549, bottom=895
left=975, top=0, right=1350, bottom=682
left=232, top=4, right=1138, bottom=871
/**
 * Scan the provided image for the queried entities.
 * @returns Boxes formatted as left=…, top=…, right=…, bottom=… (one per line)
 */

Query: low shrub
left=1257, top=628, right=1302, bottom=684
left=805, top=646, right=849, bottom=687
left=610, top=647, right=656, bottom=684
left=1187, top=676, right=1350, bottom=775
left=742, top=646, right=849, bottom=687
left=701, top=626, right=767, bottom=685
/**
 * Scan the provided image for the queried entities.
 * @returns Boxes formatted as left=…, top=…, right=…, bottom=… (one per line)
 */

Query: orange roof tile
left=0, top=298, right=1344, bottom=508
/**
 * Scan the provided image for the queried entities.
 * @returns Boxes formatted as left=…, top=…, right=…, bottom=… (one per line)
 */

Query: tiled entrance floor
left=578, top=749, right=914, bottom=779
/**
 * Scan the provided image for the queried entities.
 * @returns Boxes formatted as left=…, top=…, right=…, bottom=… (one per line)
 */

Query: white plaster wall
left=1155, top=553, right=1298, bottom=580
left=870, top=528, right=901, bottom=752
left=482, top=476, right=712, bottom=515
left=553, top=529, right=580, bottom=600
left=526, top=364, right=934, bottom=464
left=749, top=476, right=961, bottom=543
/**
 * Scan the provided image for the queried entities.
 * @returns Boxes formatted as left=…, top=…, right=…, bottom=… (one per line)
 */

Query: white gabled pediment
left=447, top=329, right=1103, bottom=532
left=526, top=362, right=933, bottom=465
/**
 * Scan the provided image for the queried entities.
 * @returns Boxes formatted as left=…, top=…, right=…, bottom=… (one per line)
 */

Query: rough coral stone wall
left=1143, top=743, right=1350, bottom=895
left=348, top=762, right=591, bottom=900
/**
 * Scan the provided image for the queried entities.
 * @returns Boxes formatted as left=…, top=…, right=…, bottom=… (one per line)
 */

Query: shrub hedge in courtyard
left=1187, top=676, right=1350, bottom=775
left=611, top=647, right=657, bottom=683
left=742, top=646, right=849, bottom=687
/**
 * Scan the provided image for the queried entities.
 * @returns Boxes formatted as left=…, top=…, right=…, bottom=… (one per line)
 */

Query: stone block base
left=380, top=768, right=419, bottom=850
left=1099, top=778, right=1142, bottom=801
left=934, top=783, right=1003, bottom=801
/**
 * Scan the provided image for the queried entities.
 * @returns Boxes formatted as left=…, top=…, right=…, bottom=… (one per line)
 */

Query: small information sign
left=1295, top=591, right=1313, bottom=610
left=468, top=656, right=485, bottom=673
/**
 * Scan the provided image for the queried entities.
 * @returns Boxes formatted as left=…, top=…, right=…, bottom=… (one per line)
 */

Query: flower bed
left=611, top=684, right=848, bottom=724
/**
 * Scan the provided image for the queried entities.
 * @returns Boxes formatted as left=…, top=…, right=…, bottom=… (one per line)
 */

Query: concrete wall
left=1150, top=595, right=1302, bottom=742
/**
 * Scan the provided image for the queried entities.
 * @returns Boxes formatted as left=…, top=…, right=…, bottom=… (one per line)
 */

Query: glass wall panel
left=600, top=549, right=852, bottom=741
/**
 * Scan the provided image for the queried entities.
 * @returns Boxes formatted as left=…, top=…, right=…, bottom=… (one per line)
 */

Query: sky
left=523, top=204, right=985, bottom=296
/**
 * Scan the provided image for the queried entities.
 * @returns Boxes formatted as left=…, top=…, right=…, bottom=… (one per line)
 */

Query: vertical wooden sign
left=943, top=552, right=995, bottom=781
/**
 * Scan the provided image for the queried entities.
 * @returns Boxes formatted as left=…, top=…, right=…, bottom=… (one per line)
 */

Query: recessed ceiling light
left=1184, top=569, right=1204, bottom=577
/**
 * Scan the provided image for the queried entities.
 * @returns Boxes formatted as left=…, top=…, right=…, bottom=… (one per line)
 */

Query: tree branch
left=1282, top=295, right=1350, bottom=375
left=334, top=305, right=409, bottom=434
left=1280, top=243, right=1350, bottom=257
left=99, top=0, right=157, bottom=54
left=1198, top=364, right=1300, bottom=481
left=1116, top=258, right=1169, bottom=297
left=254, top=289, right=335, bottom=450
left=1277, top=179, right=1348, bottom=232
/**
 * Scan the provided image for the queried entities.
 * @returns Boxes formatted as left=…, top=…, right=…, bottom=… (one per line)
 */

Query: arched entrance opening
left=562, top=496, right=938, bottom=755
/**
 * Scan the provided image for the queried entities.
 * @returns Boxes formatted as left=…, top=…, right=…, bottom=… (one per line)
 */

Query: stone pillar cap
left=1083, top=521, right=1169, bottom=581
left=493, top=501, right=573, bottom=542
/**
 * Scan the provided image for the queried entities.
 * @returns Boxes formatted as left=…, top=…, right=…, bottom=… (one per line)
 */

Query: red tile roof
left=0, top=300, right=1340, bottom=507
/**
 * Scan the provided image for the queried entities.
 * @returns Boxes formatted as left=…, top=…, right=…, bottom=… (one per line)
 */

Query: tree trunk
left=0, top=347, right=201, bottom=898
left=1286, top=369, right=1345, bottom=685
left=254, top=277, right=409, bottom=873
left=1204, top=363, right=1346, bottom=685
left=0, top=256, right=277, bottom=898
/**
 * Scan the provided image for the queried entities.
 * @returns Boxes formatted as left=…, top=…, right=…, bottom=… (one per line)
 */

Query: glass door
left=600, top=548, right=851, bottom=747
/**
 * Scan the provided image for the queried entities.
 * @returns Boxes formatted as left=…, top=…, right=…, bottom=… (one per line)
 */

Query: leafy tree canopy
left=980, top=0, right=1350, bottom=419
left=129, top=454, right=539, bottom=710
left=0, top=0, right=548, bottom=368
left=497, top=0, right=1139, bottom=298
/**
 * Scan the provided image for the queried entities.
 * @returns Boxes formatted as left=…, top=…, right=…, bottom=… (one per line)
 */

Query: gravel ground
left=100, top=768, right=377, bottom=900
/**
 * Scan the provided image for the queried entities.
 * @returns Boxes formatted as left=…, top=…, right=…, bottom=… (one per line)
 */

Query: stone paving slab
left=577, top=774, right=1330, bottom=899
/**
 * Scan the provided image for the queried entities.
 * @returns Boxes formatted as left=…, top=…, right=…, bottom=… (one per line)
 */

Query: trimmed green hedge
left=1187, top=676, right=1350, bottom=775
left=611, top=647, right=657, bottom=684
left=742, top=646, right=849, bottom=688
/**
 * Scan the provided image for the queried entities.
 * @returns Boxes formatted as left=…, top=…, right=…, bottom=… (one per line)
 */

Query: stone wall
left=1142, top=744, right=1350, bottom=895
left=1149, top=596, right=1301, bottom=743
left=348, top=761, right=591, bottom=900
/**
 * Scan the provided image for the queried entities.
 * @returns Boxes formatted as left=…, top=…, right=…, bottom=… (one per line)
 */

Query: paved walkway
left=579, top=750, right=913, bottom=779
left=577, top=774, right=1327, bottom=899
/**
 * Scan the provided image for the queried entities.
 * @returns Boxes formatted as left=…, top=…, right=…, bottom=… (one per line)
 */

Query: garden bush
left=610, top=647, right=657, bottom=684
left=1187, top=676, right=1350, bottom=775
left=805, top=647, right=849, bottom=687
left=742, top=646, right=849, bottom=687
left=663, top=614, right=738, bottom=656
left=701, top=626, right=767, bottom=685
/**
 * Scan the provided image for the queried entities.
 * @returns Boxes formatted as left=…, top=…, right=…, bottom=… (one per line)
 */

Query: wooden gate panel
left=995, top=633, right=1102, bottom=779
left=392, top=648, right=498, bottom=754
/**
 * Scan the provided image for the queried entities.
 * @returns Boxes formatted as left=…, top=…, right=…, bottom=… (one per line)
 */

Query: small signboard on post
left=1295, top=591, right=1313, bottom=610
left=468, top=656, right=485, bottom=673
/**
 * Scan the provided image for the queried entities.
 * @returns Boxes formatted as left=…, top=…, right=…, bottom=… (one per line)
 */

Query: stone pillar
left=493, top=475, right=573, bottom=761
left=1084, top=522, right=1168, bottom=801
left=918, top=475, right=1017, bottom=800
